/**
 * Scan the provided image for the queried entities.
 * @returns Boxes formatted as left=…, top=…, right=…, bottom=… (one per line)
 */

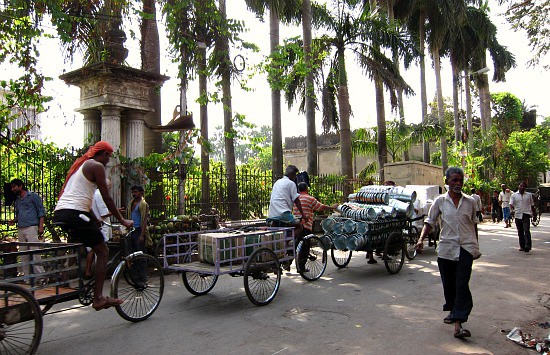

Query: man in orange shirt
left=293, top=182, right=337, bottom=271
left=294, top=182, right=337, bottom=235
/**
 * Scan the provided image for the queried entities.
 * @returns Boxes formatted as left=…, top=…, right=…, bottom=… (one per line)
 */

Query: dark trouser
left=515, top=215, right=532, bottom=250
left=129, top=227, right=146, bottom=284
left=296, top=228, right=312, bottom=270
left=438, top=248, right=474, bottom=323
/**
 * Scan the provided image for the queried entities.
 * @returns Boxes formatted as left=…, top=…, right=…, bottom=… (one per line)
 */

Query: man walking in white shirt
left=509, top=182, right=536, bottom=252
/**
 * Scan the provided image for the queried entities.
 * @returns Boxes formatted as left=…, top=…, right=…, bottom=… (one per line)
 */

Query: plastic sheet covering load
left=199, top=233, right=245, bottom=265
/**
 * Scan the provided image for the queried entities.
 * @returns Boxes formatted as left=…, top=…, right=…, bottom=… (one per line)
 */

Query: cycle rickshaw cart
left=0, top=234, right=164, bottom=354
left=158, top=225, right=327, bottom=306
left=324, top=216, right=408, bottom=274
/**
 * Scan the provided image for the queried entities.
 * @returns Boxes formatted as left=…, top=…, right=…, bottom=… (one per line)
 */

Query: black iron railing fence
left=1, top=142, right=374, bottom=226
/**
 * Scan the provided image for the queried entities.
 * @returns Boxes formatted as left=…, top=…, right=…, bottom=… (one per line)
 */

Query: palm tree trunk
left=140, top=0, right=164, bottom=212
left=419, top=13, right=429, bottom=163
left=451, top=62, right=461, bottom=143
left=198, top=45, right=211, bottom=214
left=219, top=0, right=241, bottom=220
left=270, top=9, right=283, bottom=179
left=375, top=74, right=387, bottom=182
left=464, top=72, right=473, bottom=154
left=387, top=1, right=408, bottom=161
left=337, top=50, right=353, bottom=198
left=433, top=48, right=448, bottom=171
left=303, top=0, right=318, bottom=175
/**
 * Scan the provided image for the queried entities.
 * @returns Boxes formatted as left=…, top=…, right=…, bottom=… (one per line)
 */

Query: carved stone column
left=82, top=109, right=101, bottom=145
left=126, top=111, right=145, bottom=159
left=101, top=106, right=123, bottom=206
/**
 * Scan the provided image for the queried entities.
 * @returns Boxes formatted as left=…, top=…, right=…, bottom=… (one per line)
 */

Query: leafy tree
left=491, top=92, right=522, bottom=140
left=498, top=0, right=550, bottom=68
left=497, top=129, right=550, bottom=186
left=210, top=122, right=272, bottom=164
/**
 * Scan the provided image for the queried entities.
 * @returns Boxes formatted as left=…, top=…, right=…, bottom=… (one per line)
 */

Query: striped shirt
left=293, top=192, right=329, bottom=231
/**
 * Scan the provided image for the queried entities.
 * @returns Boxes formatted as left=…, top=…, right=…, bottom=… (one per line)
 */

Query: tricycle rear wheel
left=0, top=283, right=42, bottom=355
left=244, top=248, right=281, bottom=306
left=331, top=248, right=352, bottom=268
left=297, top=235, right=327, bottom=281
left=384, top=232, right=405, bottom=274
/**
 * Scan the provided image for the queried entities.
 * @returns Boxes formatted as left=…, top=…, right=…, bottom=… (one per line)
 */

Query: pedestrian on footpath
left=415, top=167, right=481, bottom=339
left=8, top=178, right=46, bottom=281
left=471, top=188, right=483, bottom=222
left=499, top=184, right=512, bottom=228
left=509, top=181, right=536, bottom=252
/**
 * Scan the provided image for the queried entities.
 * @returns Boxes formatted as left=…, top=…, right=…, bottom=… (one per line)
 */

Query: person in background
left=9, top=179, right=46, bottom=282
left=268, top=165, right=306, bottom=237
left=499, top=184, right=512, bottom=228
left=471, top=188, right=483, bottom=222
left=415, top=167, right=481, bottom=339
left=293, top=182, right=337, bottom=271
left=491, top=190, right=502, bottom=223
left=126, top=185, right=150, bottom=288
left=84, top=180, right=113, bottom=279
left=268, top=165, right=306, bottom=271
left=509, top=181, right=536, bottom=253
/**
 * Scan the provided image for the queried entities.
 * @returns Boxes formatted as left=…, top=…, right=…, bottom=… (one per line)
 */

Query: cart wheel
left=181, top=245, right=218, bottom=296
left=405, top=226, right=419, bottom=260
left=383, top=232, right=405, bottom=274
left=331, top=248, right=352, bottom=268
left=112, top=253, right=164, bottom=322
left=0, top=283, right=42, bottom=355
left=78, top=284, right=94, bottom=306
left=182, top=272, right=218, bottom=296
left=244, top=248, right=281, bottom=306
left=297, top=235, right=327, bottom=281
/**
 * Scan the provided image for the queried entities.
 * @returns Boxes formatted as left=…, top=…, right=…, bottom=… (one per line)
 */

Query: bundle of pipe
left=336, top=203, right=377, bottom=221
left=388, top=199, right=415, bottom=218
left=359, top=185, right=417, bottom=203
left=348, top=191, right=390, bottom=204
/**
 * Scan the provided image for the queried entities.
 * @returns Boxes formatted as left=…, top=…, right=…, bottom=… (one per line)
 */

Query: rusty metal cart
left=0, top=235, right=164, bottom=354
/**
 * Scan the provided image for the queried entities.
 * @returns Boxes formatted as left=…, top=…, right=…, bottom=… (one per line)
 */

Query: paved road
left=38, top=216, right=550, bottom=354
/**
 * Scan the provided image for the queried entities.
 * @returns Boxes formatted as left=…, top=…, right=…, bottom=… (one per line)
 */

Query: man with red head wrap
left=54, top=141, right=133, bottom=311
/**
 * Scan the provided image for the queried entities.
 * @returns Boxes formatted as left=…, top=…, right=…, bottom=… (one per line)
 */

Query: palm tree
left=244, top=0, right=301, bottom=179
left=302, top=0, right=318, bottom=175
left=468, top=3, right=516, bottom=133
left=314, top=1, right=413, bottom=193
left=214, top=0, right=241, bottom=219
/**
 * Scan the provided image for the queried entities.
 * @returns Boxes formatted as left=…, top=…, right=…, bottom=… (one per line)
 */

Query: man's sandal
left=454, top=328, right=471, bottom=338
left=93, top=297, right=123, bottom=311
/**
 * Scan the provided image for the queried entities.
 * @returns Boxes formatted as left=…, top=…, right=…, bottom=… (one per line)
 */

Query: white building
left=1, top=89, right=42, bottom=141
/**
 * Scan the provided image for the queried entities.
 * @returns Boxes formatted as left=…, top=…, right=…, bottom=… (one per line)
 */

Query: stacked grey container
left=322, top=185, right=417, bottom=251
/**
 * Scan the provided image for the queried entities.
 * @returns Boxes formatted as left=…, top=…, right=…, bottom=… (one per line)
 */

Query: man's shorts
left=279, top=211, right=299, bottom=223
left=53, top=209, right=104, bottom=248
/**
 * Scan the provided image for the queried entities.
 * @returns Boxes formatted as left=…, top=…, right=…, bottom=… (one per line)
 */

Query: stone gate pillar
left=101, top=106, right=123, bottom=206
left=126, top=111, right=145, bottom=159
left=82, top=109, right=101, bottom=145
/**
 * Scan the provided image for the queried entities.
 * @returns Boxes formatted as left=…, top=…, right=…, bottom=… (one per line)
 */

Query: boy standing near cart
left=415, top=167, right=481, bottom=339
left=125, top=185, right=150, bottom=288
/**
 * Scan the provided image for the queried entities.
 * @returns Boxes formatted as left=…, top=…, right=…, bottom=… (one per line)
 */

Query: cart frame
left=158, top=226, right=327, bottom=305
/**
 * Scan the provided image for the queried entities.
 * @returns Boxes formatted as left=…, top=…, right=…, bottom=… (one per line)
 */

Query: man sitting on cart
left=268, top=165, right=306, bottom=270
left=54, top=141, right=134, bottom=311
